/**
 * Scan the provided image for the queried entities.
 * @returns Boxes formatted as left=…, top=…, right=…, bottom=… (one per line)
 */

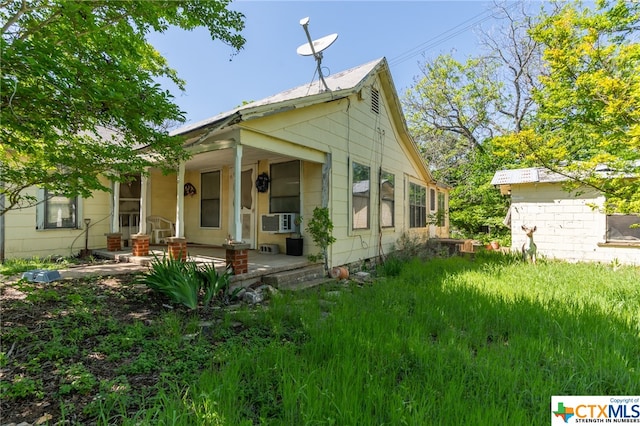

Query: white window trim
left=36, top=188, right=83, bottom=231
left=200, top=169, right=222, bottom=229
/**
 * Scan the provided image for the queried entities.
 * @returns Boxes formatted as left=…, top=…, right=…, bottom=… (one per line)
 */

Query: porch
left=93, top=244, right=324, bottom=288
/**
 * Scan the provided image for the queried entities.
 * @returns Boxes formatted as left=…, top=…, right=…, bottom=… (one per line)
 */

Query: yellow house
left=141, top=57, right=449, bottom=267
left=2, top=57, right=449, bottom=268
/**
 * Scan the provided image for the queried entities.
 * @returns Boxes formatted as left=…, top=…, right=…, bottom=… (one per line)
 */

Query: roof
left=491, top=167, right=568, bottom=186
left=170, top=57, right=438, bottom=186
left=171, top=58, right=386, bottom=137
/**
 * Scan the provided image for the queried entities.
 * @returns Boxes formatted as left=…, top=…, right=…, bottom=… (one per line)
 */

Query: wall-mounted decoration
left=256, top=172, right=270, bottom=193
left=184, top=182, right=197, bottom=196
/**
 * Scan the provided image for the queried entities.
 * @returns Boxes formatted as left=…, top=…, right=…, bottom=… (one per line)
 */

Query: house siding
left=234, top=77, right=438, bottom=267
left=3, top=184, right=112, bottom=260
left=510, top=183, right=639, bottom=265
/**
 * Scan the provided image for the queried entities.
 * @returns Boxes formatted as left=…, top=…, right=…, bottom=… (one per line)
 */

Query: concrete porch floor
left=93, top=244, right=314, bottom=286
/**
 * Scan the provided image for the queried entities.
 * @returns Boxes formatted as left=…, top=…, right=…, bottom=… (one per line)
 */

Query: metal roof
left=490, top=167, right=572, bottom=186
left=171, top=58, right=385, bottom=137
left=490, top=168, right=539, bottom=185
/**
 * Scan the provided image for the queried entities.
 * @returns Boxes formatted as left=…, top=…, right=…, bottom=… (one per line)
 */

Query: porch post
left=111, top=179, right=120, bottom=233
left=322, top=153, right=331, bottom=208
left=233, top=144, right=243, bottom=242
left=131, top=171, right=150, bottom=257
left=106, top=178, right=122, bottom=251
left=138, top=171, right=149, bottom=235
left=175, top=161, right=185, bottom=238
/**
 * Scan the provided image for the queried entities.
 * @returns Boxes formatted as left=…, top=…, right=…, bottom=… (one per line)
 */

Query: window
left=119, top=175, right=141, bottom=228
left=43, top=191, right=77, bottom=229
left=201, top=171, right=221, bottom=228
left=409, top=182, right=426, bottom=228
left=430, top=188, right=436, bottom=211
left=270, top=160, right=300, bottom=213
left=606, top=214, right=640, bottom=242
left=352, top=162, right=370, bottom=230
left=380, top=170, right=394, bottom=228
left=437, top=191, right=446, bottom=226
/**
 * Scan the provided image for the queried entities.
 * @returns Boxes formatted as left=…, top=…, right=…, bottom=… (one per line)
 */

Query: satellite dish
left=296, top=17, right=338, bottom=92
left=296, top=33, right=338, bottom=57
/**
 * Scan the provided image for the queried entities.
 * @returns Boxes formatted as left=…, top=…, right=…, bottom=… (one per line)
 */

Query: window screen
left=409, top=183, right=426, bottom=228
left=380, top=170, right=394, bottom=228
left=352, top=162, right=370, bottom=230
left=201, top=171, right=221, bottom=228
left=607, top=214, right=640, bottom=242
left=44, top=191, right=77, bottom=229
left=270, top=160, right=300, bottom=213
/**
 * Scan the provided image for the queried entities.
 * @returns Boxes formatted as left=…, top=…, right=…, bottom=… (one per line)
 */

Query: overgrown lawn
left=1, top=253, right=638, bottom=425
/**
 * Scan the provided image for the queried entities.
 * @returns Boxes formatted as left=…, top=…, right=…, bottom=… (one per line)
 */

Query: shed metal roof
left=490, top=168, right=539, bottom=185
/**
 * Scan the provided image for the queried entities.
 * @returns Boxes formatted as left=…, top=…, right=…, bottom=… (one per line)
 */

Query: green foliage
left=138, top=254, right=200, bottom=309
left=0, top=375, right=44, bottom=399
left=305, top=207, right=336, bottom=263
left=58, top=363, right=98, bottom=396
left=447, top=143, right=511, bottom=239
left=138, top=254, right=231, bottom=309
left=1, top=256, right=78, bottom=275
left=0, top=1, right=245, bottom=214
left=494, top=0, right=640, bottom=213
left=2, top=257, right=639, bottom=423
left=196, top=262, right=231, bottom=306
left=403, top=52, right=518, bottom=238
left=404, top=54, right=504, bottom=152
left=377, top=256, right=403, bottom=277
left=152, top=257, right=640, bottom=425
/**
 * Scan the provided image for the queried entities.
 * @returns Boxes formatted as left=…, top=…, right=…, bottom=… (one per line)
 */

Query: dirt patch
left=1, top=273, right=197, bottom=425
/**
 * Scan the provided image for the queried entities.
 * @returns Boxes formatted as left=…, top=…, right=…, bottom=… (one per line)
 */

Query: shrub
left=196, top=262, right=231, bottom=306
left=138, top=255, right=231, bottom=309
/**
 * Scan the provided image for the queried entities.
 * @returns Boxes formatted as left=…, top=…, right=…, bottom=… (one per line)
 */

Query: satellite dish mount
left=297, top=17, right=338, bottom=92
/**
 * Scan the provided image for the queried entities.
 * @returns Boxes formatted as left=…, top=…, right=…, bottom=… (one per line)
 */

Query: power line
left=389, top=2, right=519, bottom=67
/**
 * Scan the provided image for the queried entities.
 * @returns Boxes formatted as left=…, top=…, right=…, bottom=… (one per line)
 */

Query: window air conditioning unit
left=261, top=213, right=297, bottom=233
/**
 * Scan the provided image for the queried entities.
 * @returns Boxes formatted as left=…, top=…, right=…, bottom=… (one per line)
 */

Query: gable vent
left=371, top=87, right=380, bottom=114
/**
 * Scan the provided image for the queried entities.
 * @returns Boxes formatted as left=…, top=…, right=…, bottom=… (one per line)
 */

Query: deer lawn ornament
left=521, top=225, right=537, bottom=264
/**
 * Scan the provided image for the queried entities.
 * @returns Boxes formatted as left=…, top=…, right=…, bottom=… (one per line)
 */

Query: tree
left=403, top=2, right=546, bottom=239
left=1, top=1, right=245, bottom=215
left=403, top=54, right=503, bottom=155
left=494, top=0, right=640, bottom=213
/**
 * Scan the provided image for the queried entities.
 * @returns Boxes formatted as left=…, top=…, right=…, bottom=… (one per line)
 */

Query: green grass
left=2, top=253, right=638, bottom=425
left=1, top=255, right=90, bottom=276
left=127, top=254, right=640, bottom=425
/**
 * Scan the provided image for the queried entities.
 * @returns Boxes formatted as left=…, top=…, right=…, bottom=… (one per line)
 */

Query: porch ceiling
left=185, top=146, right=294, bottom=171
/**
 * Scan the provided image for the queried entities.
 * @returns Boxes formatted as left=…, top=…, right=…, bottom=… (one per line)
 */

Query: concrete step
left=263, top=264, right=327, bottom=290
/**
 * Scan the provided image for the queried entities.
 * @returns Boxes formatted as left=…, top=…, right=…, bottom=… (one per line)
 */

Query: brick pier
left=167, top=237, right=187, bottom=261
left=105, top=233, right=122, bottom=252
left=131, top=234, right=150, bottom=257
left=223, top=243, right=250, bottom=274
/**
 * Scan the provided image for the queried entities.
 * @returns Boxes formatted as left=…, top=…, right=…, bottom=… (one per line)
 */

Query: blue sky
left=149, top=1, right=511, bottom=124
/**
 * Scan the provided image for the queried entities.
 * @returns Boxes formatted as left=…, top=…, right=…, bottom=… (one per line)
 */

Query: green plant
left=1, top=375, right=44, bottom=399
left=0, top=255, right=78, bottom=276
left=58, top=363, right=98, bottom=395
left=196, top=263, right=232, bottom=306
left=138, top=254, right=232, bottom=309
left=305, top=207, right=336, bottom=265
left=377, top=256, right=403, bottom=277
left=137, top=254, right=201, bottom=309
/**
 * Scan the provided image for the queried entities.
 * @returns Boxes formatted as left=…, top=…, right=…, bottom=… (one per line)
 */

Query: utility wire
left=389, top=2, right=519, bottom=67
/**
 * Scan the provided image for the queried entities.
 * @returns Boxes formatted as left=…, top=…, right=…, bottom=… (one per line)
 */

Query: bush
left=138, top=255, right=231, bottom=309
